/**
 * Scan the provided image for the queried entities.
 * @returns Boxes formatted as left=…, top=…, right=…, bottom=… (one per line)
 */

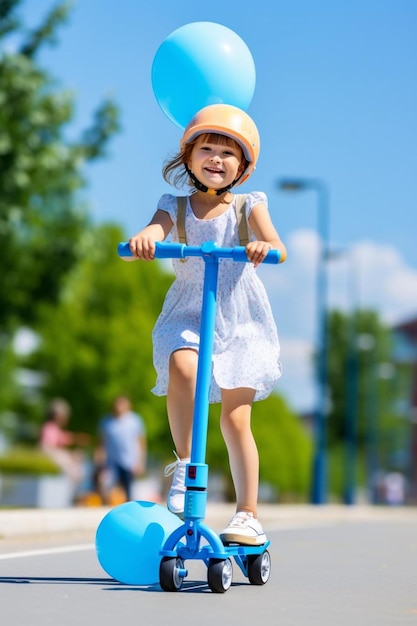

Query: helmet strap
left=185, top=164, right=242, bottom=196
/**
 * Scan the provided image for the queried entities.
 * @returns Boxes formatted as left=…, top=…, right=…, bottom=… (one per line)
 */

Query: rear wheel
left=248, top=550, right=271, bottom=585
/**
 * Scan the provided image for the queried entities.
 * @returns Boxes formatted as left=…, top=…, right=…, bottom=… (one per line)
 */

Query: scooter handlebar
left=118, top=241, right=281, bottom=264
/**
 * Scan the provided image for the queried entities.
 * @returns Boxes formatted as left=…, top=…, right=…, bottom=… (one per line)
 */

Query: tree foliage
left=29, top=224, right=174, bottom=448
left=325, top=308, right=412, bottom=500
left=326, top=309, right=394, bottom=446
left=0, top=0, right=119, bottom=330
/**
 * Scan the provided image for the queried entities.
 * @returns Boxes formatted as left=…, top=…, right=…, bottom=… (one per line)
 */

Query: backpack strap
left=176, top=196, right=187, bottom=244
left=234, top=194, right=249, bottom=246
left=176, top=194, right=249, bottom=246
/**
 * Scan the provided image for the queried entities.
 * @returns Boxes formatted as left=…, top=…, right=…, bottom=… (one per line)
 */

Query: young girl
left=125, top=104, right=287, bottom=545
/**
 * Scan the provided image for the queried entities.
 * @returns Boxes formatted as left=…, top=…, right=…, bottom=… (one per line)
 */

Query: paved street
left=0, top=504, right=416, bottom=626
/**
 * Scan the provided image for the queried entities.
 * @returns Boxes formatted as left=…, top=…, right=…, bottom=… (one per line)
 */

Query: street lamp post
left=325, top=248, right=359, bottom=505
left=344, top=295, right=359, bottom=506
left=277, top=177, right=330, bottom=504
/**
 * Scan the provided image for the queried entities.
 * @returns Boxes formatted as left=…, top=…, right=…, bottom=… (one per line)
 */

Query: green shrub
left=0, top=447, right=61, bottom=475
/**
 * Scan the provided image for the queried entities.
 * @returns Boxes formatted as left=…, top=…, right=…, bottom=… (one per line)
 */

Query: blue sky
left=13, top=0, right=417, bottom=411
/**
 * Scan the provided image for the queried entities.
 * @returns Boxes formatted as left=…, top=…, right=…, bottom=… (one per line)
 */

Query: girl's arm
left=247, top=201, right=287, bottom=267
left=123, top=209, right=173, bottom=262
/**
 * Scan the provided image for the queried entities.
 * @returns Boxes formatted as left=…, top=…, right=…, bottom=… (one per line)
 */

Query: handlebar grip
left=231, top=247, right=281, bottom=264
left=118, top=242, right=132, bottom=257
left=263, top=249, right=281, bottom=264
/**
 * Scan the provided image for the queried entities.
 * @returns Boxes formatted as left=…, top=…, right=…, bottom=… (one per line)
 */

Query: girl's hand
left=245, top=241, right=273, bottom=268
left=127, top=210, right=174, bottom=261
left=129, top=235, right=156, bottom=261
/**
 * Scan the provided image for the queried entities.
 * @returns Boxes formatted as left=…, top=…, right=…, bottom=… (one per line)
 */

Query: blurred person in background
left=96, top=395, right=147, bottom=504
left=39, top=398, right=90, bottom=500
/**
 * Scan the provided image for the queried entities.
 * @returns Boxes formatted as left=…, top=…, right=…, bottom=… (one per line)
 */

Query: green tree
left=0, top=0, right=119, bottom=331
left=30, top=223, right=174, bottom=452
left=325, top=308, right=411, bottom=499
left=326, top=309, right=394, bottom=445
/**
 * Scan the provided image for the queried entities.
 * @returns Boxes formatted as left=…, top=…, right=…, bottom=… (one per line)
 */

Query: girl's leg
left=165, top=348, right=198, bottom=514
left=219, top=387, right=267, bottom=544
left=166, top=348, right=198, bottom=458
left=220, top=387, right=258, bottom=516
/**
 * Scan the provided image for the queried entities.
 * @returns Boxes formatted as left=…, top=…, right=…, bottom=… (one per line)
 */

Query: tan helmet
left=181, top=104, right=260, bottom=185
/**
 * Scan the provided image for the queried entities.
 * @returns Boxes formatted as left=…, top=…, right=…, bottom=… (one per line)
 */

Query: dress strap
left=234, top=194, right=249, bottom=246
left=176, top=196, right=187, bottom=244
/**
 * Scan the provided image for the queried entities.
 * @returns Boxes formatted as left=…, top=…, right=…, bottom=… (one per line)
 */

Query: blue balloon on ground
left=95, top=500, right=183, bottom=585
left=152, top=21, right=256, bottom=129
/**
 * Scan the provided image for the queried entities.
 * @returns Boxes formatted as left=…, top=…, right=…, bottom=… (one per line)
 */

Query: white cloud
left=259, top=230, right=417, bottom=412
left=327, top=240, right=417, bottom=324
left=277, top=337, right=316, bottom=413
left=259, top=229, right=319, bottom=341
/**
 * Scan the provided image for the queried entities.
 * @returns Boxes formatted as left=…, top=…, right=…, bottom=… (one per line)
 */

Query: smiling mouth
left=205, top=167, right=223, bottom=174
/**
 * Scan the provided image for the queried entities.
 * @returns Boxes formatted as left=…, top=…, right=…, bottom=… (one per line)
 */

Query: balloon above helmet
left=151, top=22, right=256, bottom=130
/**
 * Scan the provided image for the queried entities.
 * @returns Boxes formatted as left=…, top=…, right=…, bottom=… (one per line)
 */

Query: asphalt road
left=0, top=505, right=416, bottom=626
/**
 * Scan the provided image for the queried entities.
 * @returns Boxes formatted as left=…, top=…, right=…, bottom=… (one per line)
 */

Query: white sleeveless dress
left=151, top=191, right=282, bottom=403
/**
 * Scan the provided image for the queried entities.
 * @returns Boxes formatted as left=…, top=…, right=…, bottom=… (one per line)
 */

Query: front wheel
left=207, top=558, right=233, bottom=593
left=247, top=550, right=271, bottom=585
left=159, top=556, right=185, bottom=592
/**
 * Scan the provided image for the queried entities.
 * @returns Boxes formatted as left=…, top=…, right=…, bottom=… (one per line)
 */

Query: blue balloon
left=95, top=500, right=183, bottom=585
left=152, top=22, right=256, bottom=129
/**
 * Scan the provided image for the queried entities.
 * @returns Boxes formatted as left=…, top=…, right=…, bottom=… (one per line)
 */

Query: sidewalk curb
left=0, top=503, right=416, bottom=539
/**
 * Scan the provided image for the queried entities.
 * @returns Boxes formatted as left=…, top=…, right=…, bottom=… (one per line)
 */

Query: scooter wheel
left=207, top=558, right=233, bottom=593
left=159, top=556, right=185, bottom=592
left=247, top=549, right=271, bottom=585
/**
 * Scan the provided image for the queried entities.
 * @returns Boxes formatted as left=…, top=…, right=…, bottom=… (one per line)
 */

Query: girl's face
left=188, top=134, right=245, bottom=190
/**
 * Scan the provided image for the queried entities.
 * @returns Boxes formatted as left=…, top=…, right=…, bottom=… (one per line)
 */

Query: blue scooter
left=118, top=240, right=281, bottom=593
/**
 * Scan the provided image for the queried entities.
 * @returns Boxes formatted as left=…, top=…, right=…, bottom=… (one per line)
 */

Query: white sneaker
left=164, top=451, right=190, bottom=516
left=219, top=511, right=267, bottom=545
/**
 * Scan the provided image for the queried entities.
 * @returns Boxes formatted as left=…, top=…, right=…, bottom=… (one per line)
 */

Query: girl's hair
left=162, top=133, right=248, bottom=189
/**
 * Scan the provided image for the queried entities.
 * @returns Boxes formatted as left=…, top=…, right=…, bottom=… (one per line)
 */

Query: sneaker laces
left=227, top=511, right=254, bottom=527
left=164, top=451, right=184, bottom=477
left=164, top=451, right=190, bottom=487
